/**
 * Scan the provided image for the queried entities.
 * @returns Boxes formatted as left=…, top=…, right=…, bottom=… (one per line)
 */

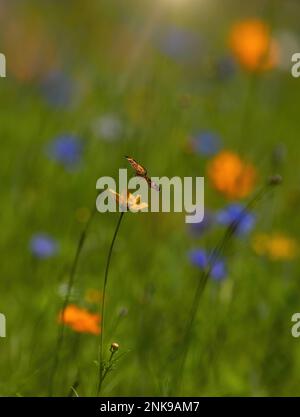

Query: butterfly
left=125, top=156, right=160, bottom=191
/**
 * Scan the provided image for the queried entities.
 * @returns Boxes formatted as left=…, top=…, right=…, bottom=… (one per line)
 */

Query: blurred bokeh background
left=0, top=0, right=300, bottom=396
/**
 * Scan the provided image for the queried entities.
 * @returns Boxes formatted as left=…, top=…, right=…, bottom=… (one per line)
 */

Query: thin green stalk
left=97, top=211, right=125, bottom=395
left=68, top=380, right=80, bottom=397
left=173, top=178, right=281, bottom=394
left=100, top=350, right=115, bottom=385
left=48, top=206, right=97, bottom=396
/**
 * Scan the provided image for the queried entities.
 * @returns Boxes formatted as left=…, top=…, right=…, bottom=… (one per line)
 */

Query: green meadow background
left=0, top=0, right=300, bottom=396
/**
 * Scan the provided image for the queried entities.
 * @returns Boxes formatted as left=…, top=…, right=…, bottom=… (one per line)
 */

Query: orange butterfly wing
left=125, top=155, right=160, bottom=191
left=125, top=156, right=147, bottom=176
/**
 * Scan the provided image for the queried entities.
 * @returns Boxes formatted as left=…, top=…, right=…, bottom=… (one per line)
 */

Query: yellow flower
left=109, top=189, right=148, bottom=212
left=229, top=19, right=279, bottom=72
left=207, top=151, right=257, bottom=199
left=84, top=289, right=103, bottom=304
left=252, top=233, right=298, bottom=260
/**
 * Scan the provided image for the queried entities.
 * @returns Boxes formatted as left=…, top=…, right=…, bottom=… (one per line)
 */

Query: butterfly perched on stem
left=125, top=156, right=160, bottom=191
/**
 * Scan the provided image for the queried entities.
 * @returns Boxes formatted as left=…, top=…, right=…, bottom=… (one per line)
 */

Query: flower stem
left=99, top=350, right=117, bottom=388
left=97, top=212, right=125, bottom=395
left=173, top=182, right=275, bottom=394
left=48, top=206, right=96, bottom=396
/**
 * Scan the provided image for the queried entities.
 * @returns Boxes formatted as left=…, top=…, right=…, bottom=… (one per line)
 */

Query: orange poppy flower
left=207, top=151, right=257, bottom=199
left=58, top=304, right=101, bottom=335
left=229, top=19, right=279, bottom=72
left=4, top=16, right=58, bottom=82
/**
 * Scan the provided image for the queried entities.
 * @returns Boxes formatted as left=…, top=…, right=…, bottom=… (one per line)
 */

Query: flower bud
left=268, top=174, right=282, bottom=186
left=110, top=342, right=119, bottom=352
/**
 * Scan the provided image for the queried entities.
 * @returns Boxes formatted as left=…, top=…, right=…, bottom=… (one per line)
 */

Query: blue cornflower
left=189, top=249, right=227, bottom=281
left=190, top=131, right=222, bottom=156
left=158, top=27, right=200, bottom=62
left=216, top=56, right=236, bottom=80
left=40, top=71, right=74, bottom=107
left=216, top=203, right=255, bottom=236
left=189, top=211, right=215, bottom=237
left=30, top=234, right=58, bottom=259
left=92, top=113, right=123, bottom=142
left=46, top=134, right=83, bottom=168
